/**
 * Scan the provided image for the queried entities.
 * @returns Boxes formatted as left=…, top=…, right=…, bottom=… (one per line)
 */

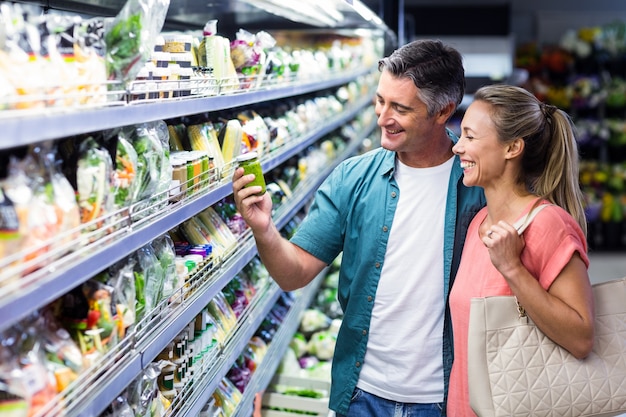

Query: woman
left=447, top=84, right=595, bottom=416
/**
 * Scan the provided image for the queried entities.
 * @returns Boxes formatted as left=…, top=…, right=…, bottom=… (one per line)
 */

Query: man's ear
left=505, top=138, right=525, bottom=159
left=436, top=102, right=456, bottom=124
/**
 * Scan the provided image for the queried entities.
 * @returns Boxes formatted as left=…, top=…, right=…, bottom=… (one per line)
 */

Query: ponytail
left=534, top=107, right=587, bottom=236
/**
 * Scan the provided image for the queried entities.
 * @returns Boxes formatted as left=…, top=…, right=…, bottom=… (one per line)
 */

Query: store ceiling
left=26, top=0, right=392, bottom=35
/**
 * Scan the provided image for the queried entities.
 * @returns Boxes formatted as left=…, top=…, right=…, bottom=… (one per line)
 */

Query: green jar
left=236, top=152, right=266, bottom=195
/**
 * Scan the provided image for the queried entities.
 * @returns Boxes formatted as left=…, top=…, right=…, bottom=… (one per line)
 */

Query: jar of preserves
left=236, top=152, right=266, bottom=195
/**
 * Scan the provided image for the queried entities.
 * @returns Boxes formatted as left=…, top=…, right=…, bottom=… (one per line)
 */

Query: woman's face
left=453, top=100, right=509, bottom=188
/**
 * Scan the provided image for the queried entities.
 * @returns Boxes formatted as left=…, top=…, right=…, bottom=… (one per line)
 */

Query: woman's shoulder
left=534, top=203, right=579, bottom=227
left=527, top=203, right=587, bottom=246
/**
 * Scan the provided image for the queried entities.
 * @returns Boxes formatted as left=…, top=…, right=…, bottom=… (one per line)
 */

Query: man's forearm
left=253, top=223, right=325, bottom=291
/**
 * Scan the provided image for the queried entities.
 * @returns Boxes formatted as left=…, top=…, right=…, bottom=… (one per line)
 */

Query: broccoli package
left=104, top=0, right=170, bottom=84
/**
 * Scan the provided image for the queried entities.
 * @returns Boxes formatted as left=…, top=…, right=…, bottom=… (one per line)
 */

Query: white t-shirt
left=356, top=156, right=453, bottom=403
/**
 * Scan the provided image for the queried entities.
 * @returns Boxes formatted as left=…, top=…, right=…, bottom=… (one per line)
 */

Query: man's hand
left=232, top=166, right=274, bottom=234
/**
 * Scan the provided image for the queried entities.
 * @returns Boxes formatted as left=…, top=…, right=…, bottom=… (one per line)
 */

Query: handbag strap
left=511, top=202, right=553, bottom=317
left=513, top=203, right=552, bottom=235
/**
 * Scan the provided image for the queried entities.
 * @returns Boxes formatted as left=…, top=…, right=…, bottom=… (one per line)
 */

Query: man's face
left=374, top=71, right=437, bottom=156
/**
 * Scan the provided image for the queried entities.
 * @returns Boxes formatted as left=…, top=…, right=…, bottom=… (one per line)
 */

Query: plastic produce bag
left=0, top=324, right=57, bottom=416
left=149, top=120, right=173, bottom=211
left=76, top=136, right=115, bottom=235
left=54, top=279, right=121, bottom=367
left=112, top=133, right=139, bottom=209
left=125, top=122, right=169, bottom=218
left=2, top=153, right=59, bottom=276
left=126, top=362, right=165, bottom=417
left=133, top=244, right=166, bottom=321
left=104, top=0, right=170, bottom=84
left=106, top=257, right=138, bottom=335
left=151, top=234, right=177, bottom=302
left=0, top=186, right=22, bottom=285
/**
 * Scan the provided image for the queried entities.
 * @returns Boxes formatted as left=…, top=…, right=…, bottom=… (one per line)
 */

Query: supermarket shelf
left=177, top=282, right=285, bottom=417
left=184, top=273, right=325, bottom=417
left=0, top=95, right=374, bottom=333
left=135, top=237, right=259, bottom=364
left=230, top=273, right=326, bottom=417
left=33, top=336, right=143, bottom=417
left=0, top=68, right=375, bottom=149
left=26, top=122, right=372, bottom=417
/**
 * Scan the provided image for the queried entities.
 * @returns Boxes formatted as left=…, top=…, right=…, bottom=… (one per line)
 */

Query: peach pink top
left=447, top=201, right=589, bottom=416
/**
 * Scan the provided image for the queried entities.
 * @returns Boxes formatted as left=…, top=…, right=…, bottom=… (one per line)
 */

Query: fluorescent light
left=240, top=0, right=343, bottom=27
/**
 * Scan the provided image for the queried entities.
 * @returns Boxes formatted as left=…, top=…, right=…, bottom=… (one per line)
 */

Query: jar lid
left=236, top=151, right=258, bottom=162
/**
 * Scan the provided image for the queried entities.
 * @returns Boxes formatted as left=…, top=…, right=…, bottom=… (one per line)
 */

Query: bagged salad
left=104, top=0, right=170, bottom=85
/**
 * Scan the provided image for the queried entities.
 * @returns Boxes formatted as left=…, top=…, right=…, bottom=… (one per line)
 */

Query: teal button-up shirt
left=290, top=135, right=485, bottom=416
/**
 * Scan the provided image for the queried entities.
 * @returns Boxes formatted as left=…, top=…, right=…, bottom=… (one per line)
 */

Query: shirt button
left=367, top=296, right=373, bottom=302
left=355, top=362, right=361, bottom=367
left=375, top=262, right=380, bottom=268
left=391, top=191, right=397, bottom=198
left=362, top=329, right=367, bottom=335
left=382, top=226, right=388, bottom=232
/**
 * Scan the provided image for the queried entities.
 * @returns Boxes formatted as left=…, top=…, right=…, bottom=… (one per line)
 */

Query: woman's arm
left=486, top=220, right=595, bottom=359
left=507, top=253, right=595, bottom=359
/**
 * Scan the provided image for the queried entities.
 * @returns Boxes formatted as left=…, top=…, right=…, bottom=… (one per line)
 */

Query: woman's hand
left=483, top=220, right=525, bottom=278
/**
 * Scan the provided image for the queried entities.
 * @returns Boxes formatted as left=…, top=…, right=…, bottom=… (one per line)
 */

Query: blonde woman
left=447, top=84, right=594, bottom=416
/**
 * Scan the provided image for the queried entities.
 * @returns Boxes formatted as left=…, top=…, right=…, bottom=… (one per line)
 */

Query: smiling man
left=232, top=39, right=485, bottom=417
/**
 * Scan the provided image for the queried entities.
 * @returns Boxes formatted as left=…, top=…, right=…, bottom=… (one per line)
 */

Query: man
left=232, top=39, right=485, bottom=417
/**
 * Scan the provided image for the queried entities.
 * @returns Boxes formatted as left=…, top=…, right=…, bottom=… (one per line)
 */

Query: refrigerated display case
left=0, top=0, right=393, bottom=415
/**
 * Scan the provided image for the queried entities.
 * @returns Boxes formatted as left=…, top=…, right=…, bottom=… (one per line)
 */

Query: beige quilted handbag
left=467, top=205, right=626, bottom=416
left=468, top=277, right=626, bottom=417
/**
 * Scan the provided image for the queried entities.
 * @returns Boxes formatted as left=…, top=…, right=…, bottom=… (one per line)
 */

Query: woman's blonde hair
left=474, top=84, right=587, bottom=236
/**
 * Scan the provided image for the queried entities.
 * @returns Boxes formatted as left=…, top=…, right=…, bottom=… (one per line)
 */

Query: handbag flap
left=594, top=277, right=626, bottom=316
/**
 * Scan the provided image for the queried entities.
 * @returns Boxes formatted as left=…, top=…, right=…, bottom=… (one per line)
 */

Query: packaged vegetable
left=151, top=234, right=177, bottom=302
left=2, top=153, right=59, bottom=276
left=75, top=137, right=115, bottom=236
left=150, top=120, right=173, bottom=210
left=0, top=186, right=22, bottom=285
left=133, top=243, right=166, bottom=321
left=33, top=310, right=85, bottom=393
left=112, top=133, right=139, bottom=209
left=55, top=279, right=121, bottom=367
left=104, top=0, right=170, bottom=85
left=126, top=362, right=164, bottom=417
left=104, top=257, right=138, bottom=335
left=127, top=122, right=169, bottom=218
left=2, top=323, right=58, bottom=416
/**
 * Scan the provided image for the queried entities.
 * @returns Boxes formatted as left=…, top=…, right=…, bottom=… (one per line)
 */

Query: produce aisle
left=0, top=0, right=393, bottom=415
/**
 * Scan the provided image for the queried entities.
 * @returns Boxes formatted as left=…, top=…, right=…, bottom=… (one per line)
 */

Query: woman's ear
left=505, top=138, right=525, bottom=160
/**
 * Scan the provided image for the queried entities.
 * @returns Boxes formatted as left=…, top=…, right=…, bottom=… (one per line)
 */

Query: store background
left=364, top=0, right=626, bottom=285
left=0, top=0, right=624, bottom=415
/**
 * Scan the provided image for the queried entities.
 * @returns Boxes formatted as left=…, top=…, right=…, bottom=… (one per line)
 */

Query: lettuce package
left=104, top=0, right=170, bottom=84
